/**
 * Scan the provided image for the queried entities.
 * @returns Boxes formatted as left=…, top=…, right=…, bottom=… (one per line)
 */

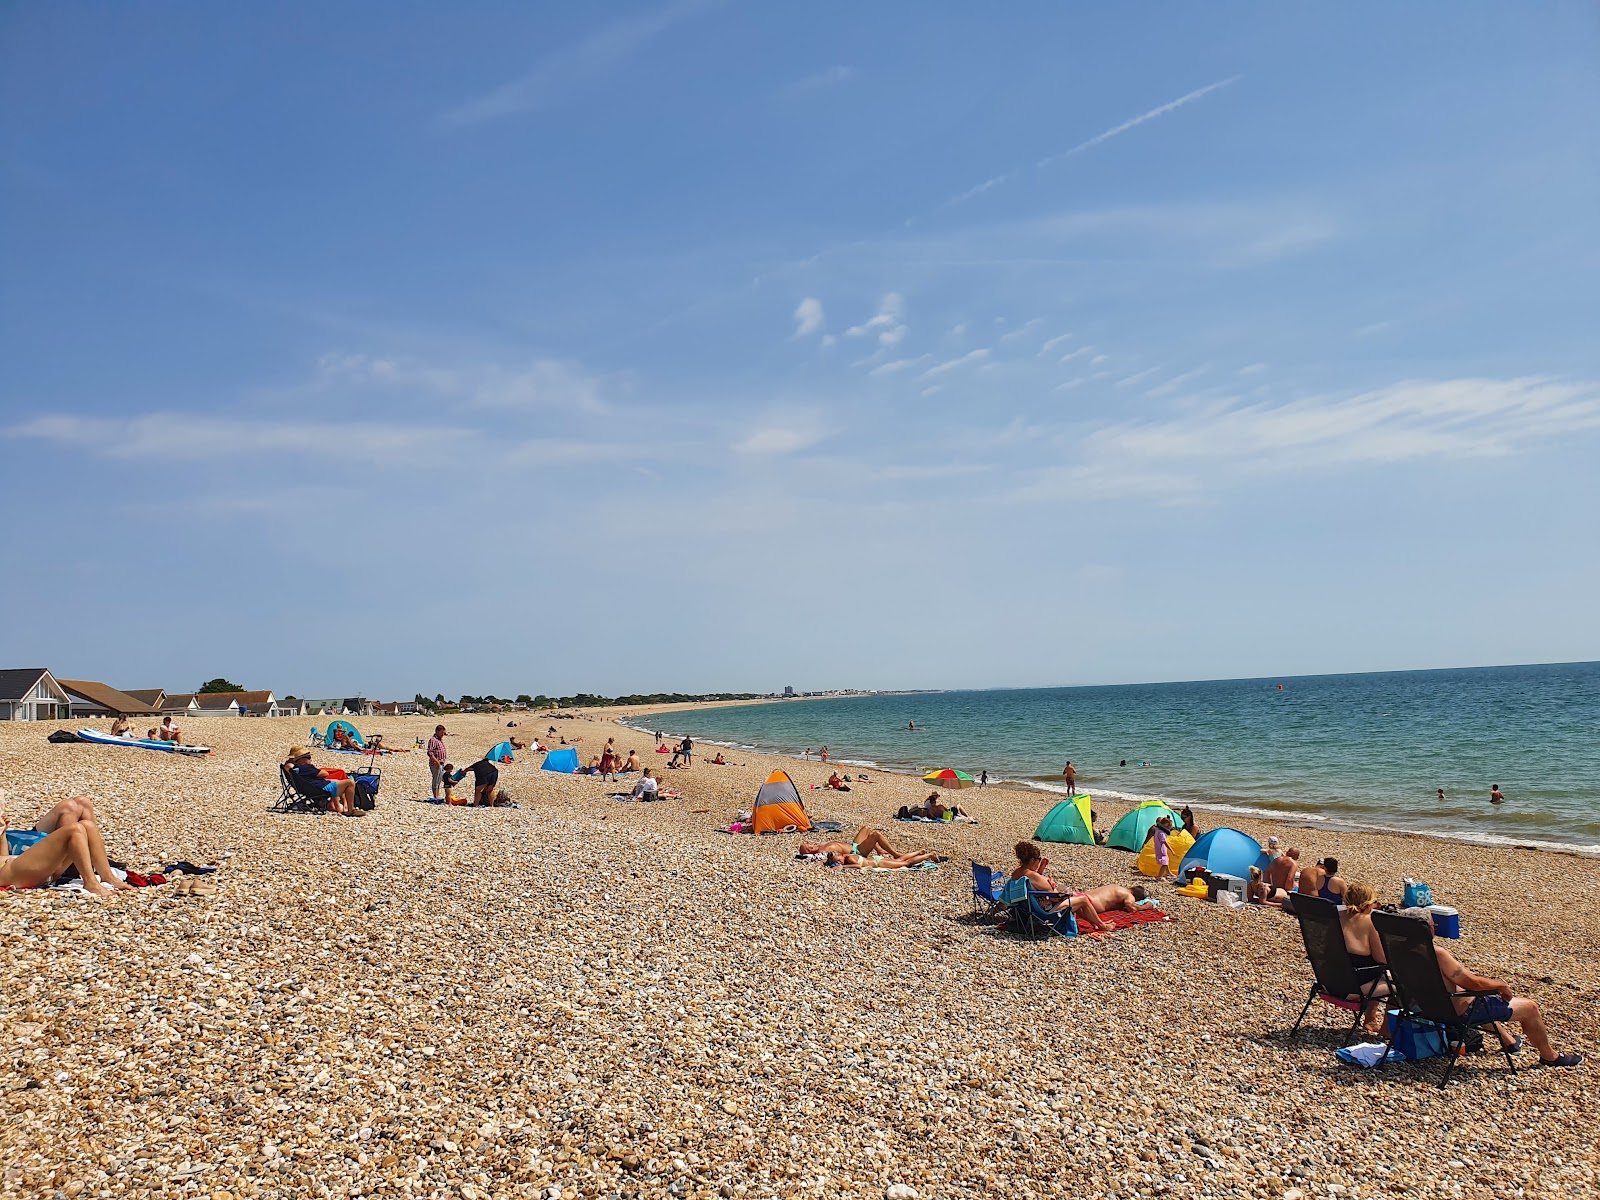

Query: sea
left=627, top=662, right=1600, bottom=856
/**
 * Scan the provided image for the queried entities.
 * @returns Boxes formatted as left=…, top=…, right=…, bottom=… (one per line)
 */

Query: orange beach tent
left=750, top=769, right=811, bottom=834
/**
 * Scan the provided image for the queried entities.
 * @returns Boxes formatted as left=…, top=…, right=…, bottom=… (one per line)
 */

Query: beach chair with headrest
left=1000, top=877, right=1078, bottom=941
left=1287, top=895, right=1386, bottom=1044
left=272, top=763, right=332, bottom=816
left=309, top=726, right=324, bottom=748
left=1372, top=910, right=1518, bottom=1088
left=970, top=862, right=1007, bottom=920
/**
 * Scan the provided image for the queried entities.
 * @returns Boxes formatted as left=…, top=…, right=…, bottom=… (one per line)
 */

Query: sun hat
left=288, top=745, right=310, bottom=760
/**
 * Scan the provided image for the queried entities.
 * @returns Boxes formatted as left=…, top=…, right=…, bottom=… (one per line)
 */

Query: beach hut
left=1106, top=800, right=1185, bottom=852
left=1034, top=795, right=1095, bottom=845
left=541, top=747, right=580, bottom=774
left=750, top=770, right=810, bottom=834
left=1179, top=827, right=1269, bottom=880
left=1135, top=826, right=1196, bottom=877
left=486, top=741, right=515, bottom=764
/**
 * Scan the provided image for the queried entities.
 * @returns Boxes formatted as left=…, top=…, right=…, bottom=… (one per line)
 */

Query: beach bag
left=47, top=729, right=82, bottom=743
left=1402, top=879, right=1434, bottom=908
left=353, top=774, right=379, bottom=810
left=1387, top=1014, right=1447, bottom=1061
left=6, top=829, right=48, bottom=856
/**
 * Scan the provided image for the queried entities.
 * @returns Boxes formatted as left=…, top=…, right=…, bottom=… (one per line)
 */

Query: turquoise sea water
left=632, top=662, right=1600, bottom=855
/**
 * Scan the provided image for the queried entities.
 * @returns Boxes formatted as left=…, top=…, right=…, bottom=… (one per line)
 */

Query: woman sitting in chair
left=1339, top=880, right=1392, bottom=1033
left=1010, top=841, right=1110, bottom=932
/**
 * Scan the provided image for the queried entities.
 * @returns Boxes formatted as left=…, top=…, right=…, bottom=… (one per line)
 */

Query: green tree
left=198, top=678, right=243, bottom=694
left=516, top=694, right=532, bottom=705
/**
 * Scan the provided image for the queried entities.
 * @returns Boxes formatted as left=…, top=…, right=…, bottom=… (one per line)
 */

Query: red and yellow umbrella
left=922, top=768, right=976, bottom=789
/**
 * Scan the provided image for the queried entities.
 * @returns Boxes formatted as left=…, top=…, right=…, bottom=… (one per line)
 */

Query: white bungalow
left=0, top=669, right=73, bottom=722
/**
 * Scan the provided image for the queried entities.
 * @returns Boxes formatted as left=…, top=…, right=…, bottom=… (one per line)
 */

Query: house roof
left=197, top=689, right=274, bottom=709
left=161, top=693, right=199, bottom=711
left=0, top=668, right=53, bottom=702
left=125, top=689, right=166, bottom=707
left=57, top=679, right=162, bottom=715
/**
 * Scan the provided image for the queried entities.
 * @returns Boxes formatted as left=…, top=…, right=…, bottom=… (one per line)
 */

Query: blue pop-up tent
left=324, top=719, right=365, bottom=748
left=486, top=741, right=515, bottom=764
left=541, top=747, right=580, bottom=774
left=1179, top=827, right=1270, bottom=880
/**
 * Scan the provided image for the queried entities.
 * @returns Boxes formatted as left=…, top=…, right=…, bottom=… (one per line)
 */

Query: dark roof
left=162, top=693, right=198, bottom=711
left=125, top=689, right=165, bottom=706
left=0, top=669, right=51, bottom=702
left=57, top=679, right=162, bottom=714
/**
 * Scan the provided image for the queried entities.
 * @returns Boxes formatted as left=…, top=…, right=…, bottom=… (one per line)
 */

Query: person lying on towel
left=898, top=792, right=964, bottom=820
left=800, top=827, right=945, bottom=866
left=823, top=849, right=941, bottom=869
left=1078, top=883, right=1149, bottom=913
left=1, top=797, right=134, bottom=896
left=1010, top=841, right=1111, bottom=932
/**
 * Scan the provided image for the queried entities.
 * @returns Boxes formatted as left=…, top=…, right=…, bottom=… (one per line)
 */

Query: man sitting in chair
left=1411, top=914, right=1582, bottom=1069
left=286, top=747, right=358, bottom=816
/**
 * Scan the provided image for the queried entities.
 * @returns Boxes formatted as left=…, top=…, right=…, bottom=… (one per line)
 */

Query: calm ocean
left=633, top=662, right=1600, bottom=855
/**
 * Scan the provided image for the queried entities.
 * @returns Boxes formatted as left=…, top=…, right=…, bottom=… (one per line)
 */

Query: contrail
left=945, top=75, right=1241, bottom=207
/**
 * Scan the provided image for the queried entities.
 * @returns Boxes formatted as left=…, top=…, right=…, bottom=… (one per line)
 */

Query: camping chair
left=1000, top=878, right=1078, bottom=941
left=1372, top=910, right=1518, bottom=1088
left=309, top=726, right=324, bottom=748
left=970, top=862, right=1007, bottom=920
left=1287, top=895, right=1386, bottom=1044
left=272, top=764, right=331, bottom=815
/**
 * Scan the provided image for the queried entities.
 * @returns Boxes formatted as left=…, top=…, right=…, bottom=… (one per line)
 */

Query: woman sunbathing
left=823, top=850, right=939, bottom=869
left=825, top=772, right=851, bottom=792
left=2, top=801, right=132, bottom=897
left=799, top=827, right=943, bottom=866
left=1010, top=841, right=1110, bottom=931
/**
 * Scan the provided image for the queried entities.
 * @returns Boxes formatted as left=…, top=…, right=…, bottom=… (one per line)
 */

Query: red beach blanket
left=1094, top=907, right=1176, bottom=931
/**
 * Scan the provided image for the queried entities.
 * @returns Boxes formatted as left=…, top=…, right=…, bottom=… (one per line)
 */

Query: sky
left=3, top=2, right=1599, bottom=700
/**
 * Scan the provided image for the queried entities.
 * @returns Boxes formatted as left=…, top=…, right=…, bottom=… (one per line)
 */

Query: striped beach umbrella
left=922, top=768, right=976, bottom=789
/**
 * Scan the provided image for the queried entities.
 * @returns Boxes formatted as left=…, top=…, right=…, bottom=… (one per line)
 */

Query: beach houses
left=57, top=680, right=164, bottom=719
left=0, top=668, right=72, bottom=721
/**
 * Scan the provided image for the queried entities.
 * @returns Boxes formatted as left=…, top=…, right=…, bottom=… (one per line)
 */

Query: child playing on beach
left=1152, top=816, right=1176, bottom=882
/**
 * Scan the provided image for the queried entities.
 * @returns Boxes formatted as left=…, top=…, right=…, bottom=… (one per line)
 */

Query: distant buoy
left=1277, top=684, right=1284, bottom=691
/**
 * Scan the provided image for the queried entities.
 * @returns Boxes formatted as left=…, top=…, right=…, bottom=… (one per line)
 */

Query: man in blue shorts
left=1430, top=926, right=1581, bottom=1068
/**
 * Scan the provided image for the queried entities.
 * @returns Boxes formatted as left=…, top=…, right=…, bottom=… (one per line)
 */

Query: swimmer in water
left=1437, top=787, right=1446, bottom=802
left=1490, top=784, right=1505, bottom=805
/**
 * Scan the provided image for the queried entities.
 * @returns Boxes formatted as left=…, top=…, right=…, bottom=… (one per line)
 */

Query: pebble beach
left=3, top=709, right=1598, bottom=1200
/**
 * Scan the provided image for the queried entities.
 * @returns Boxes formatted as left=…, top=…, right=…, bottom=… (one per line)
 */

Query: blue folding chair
left=970, top=862, right=1007, bottom=920
left=1001, top=877, right=1079, bottom=940
left=309, top=726, right=324, bottom=748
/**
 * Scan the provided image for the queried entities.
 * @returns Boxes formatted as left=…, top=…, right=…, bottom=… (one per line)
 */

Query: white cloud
left=1059, top=347, right=1092, bottom=364
left=867, top=356, right=928, bottom=378
left=309, top=351, right=606, bottom=412
left=1238, top=363, right=1268, bottom=376
left=435, top=0, right=714, bottom=128
left=1090, top=354, right=1109, bottom=366
left=7, top=413, right=463, bottom=466
left=732, top=423, right=827, bottom=456
left=782, top=65, right=858, bottom=96
left=1000, top=318, right=1046, bottom=344
left=919, top=349, right=990, bottom=381
left=793, top=297, right=825, bottom=337
left=845, top=292, right=907, bottom=347
left=1145, top=366, right=1210, bottom=397
left=1040, top=333, right=1074, bottom=356
left=1115, top=367, right=1161, bottom=389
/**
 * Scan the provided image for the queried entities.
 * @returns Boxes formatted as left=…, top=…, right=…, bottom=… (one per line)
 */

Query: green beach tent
left=1034, top=794, right=1095, bottom=845
left=1106, top=800, right=1185, bottom=852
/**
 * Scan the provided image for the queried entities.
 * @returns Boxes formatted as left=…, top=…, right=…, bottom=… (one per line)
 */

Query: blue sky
left=3, top=2, right=1598, bottom=699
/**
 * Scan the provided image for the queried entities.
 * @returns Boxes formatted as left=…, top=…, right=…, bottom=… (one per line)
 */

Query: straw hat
left=287, top=745, right=310, bottom=760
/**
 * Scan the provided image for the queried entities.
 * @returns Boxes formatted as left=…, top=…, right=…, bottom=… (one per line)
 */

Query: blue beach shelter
left=541, top=747, right=580, bottom=774
left=1179, top=827, right=1269, bottom=880
left=325, top=719, right=365, bottom=748
left=486, top=741, right=515, bottom=764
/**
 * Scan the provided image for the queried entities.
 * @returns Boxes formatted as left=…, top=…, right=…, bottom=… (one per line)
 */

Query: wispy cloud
left=1011, top=376, right=1600, bottom=504
left=867, top=356, right=929, bottom=378
left=793, top=297, right=825, bottom=337
left=1145, top=366, right=1210, bottom=397
left=434, top=0, right=714, bottom=129
left=732, top=424, right=827, bottom=456
left=1040, top=333, right=1074, bottom=356
left=845, top=292, right=907, bottom=347
left=1115, top=367, right=1161, bottom=389
left=781, top=65, right=858, bottom=97
left=999, top=317, right=1046, bottom=344
left=311, top=352, right=607, bottom=412
left=919, top=349, right=990, bottom=381
left=944, top=76, right=1240, bottom=206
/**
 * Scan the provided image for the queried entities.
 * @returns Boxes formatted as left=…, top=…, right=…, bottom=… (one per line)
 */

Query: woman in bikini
left=1338, top=880, right=1391, bottom=1033
left=1, top=799, right=132, bottom=897
left=1010, top=841, right=1110, bottom=931
left=798, top=827, right=943, bottom=865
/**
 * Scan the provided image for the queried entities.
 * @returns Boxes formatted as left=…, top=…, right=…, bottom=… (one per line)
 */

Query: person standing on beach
left=979, top=770, right=988, bottom=788
left=1061, top=761, right=1077, bottom=795
left=819, top=745, right=829, bottom=763
left=1490, top=784, right=1505, bottom=805
left=426, top=725, right=449, bottom=801
left=1151, top=816, right=1176, bottom=882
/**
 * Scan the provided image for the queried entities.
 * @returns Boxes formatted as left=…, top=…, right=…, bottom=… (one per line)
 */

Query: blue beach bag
left=1402, top=879, right=1435, bottom=908
left=1386, top=1013, right=1447, bottom=1061
left=5, top=829, right=47, bottom=856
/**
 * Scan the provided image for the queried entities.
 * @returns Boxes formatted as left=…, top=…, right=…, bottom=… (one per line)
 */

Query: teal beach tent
left=486, top=741, right=515, bottom=764
left=541, top=747, right=580, bottom=773
left=325, top=719, right=364, bottom=748
left=1034, top=795, right=1095, bottom=845
left=1105, top=800, right=1185, bottom=851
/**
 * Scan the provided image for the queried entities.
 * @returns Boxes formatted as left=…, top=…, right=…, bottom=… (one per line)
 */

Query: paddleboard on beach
left=76, top=728, right=211, bottom=756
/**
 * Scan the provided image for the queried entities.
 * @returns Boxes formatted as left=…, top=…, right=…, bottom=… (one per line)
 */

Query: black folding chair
left=1287, top=895, right=1387, bottom=1043
left=271, top=764, right=332, bottom=815
left=1372, top=910, right=1518, bottom=1088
